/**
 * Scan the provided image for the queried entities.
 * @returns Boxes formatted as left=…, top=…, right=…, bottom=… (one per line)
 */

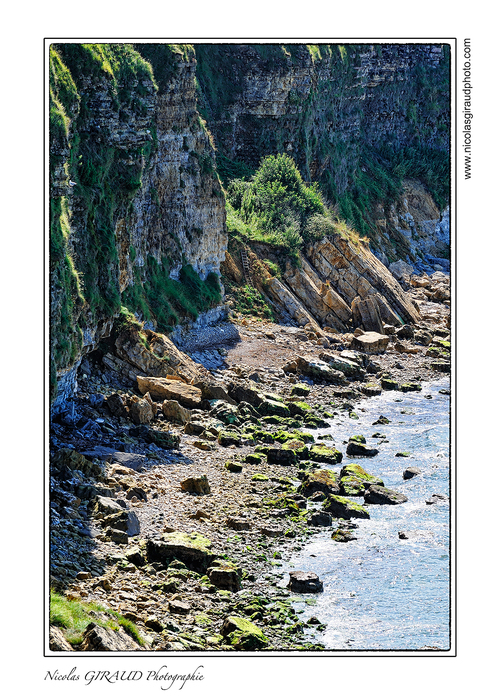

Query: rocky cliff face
left=50, top=45, right=227, bottom=407
left=196, top=43, right=450, bottom=259
left=50, top=42, right=449, bottom=408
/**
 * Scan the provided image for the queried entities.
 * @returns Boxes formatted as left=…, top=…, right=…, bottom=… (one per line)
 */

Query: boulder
left=346, top=438, right=379, bottom=457
left=221, top=616, right=269, bottom=649
left=351, top=332, right=390, bottom=354
left=265, top=446, right=298, bottom=466
left=162, top=400, right=192, bottom=424
left=308, top=511, right=333, bottom=527
left=128, top=397, right=154, bottom=425
left=309, top=444, right=343, bottom=464
left=323, top=494, right=370, bottom=519
left=79, top=623, right=142, bottom=651
left=351, top=295, right=385, bottom=334
left=137, top=376, right=202, bottom=409
left=180, top=475, right=211, bottom=495
left=318, top=352, right=366, bottom=379
left=299, top=470, right=340, bottom=497
left=295, top=356, right=347, bottom=384
left=364, top=484, right=408, bottom=505
left=287, top=571, right=324, bottom=593
left=146, top=531, right=213, bottom=573
left=403, top=467, right=422, bottom=480
left=207, top=560, right=242, bottom=591
left=102, top=510, right=140, bottom=536
left=339, top=463, right=384, bottom=495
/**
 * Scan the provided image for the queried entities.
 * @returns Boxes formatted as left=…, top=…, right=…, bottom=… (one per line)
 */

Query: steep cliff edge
left=49, top=42, right=450, bottom=408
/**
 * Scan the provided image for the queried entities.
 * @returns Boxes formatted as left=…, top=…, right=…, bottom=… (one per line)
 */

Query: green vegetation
left=225, top=153, right=356, bottom=266
left=50, top=590, right=144, bottom=646
left=122, top=258, right=222, bottom=332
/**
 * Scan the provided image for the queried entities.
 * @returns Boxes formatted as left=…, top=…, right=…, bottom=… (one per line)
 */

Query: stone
left=264, top=446, right=298, bottom=466
left=294, top=356, right=347, bottom=384
left=290, top=382, right=311, bottom=397
left=51, top=448, right=101, bottom=479
left=309, top=444, right=343, bottom=464
left=137, top=376, right=202, bottom=409
left=169, top=599, right=191, bottom=615
left=220, top=616, right=269, bottom=649
left=403, top=467, right=422, bottom=479
left=162, top=399, right=192, bottom=424
left=146, top=531, right=213, bottom=573
left=79, top=623, right=142, bottom=651
left=180, top=474, right=211, bottom=495
left=207, top=560, right=242, bottom=591
left=364, top=484, right=408, bottom=505
left=106, top=393, right=128, bottom=417
left=323, top=494, right=370, bottom=519
left=92, top=495, right=126, bottom=517
left=318, top=352, right=366, bottom=379
left=426, top=493, right=449, bottom=505
left=49, top=626, right=75, bottom=651
left=218, top=430, right=241, bottom=447
left=351, top=295, right=385, bottom=334
left=381, top=376, right=399, bottom=390
left=226, top=516, right=250, bottom=530
left=351, top=332, right=390, bottom=354
left=331, top=528, right=357, bottom=542
left=102, top=510, right=140, bottom=536
left=128, top=397, right=154, bottom=425
left=300, top=469, right=340, bottom=497
left=339, top=463, right=384, bottom=495
left=308, top=511, right=332, bottom=527
left=346, top=438, right=379, bottom=457
left=287, top=571, right=324, bottom=593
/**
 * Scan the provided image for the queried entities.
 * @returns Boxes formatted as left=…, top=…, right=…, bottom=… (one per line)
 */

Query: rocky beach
left=49, top=270, right=450, bottom=652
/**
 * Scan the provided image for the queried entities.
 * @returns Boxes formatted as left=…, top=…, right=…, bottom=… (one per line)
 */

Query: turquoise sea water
left=280, top=378, right=451, bottom=651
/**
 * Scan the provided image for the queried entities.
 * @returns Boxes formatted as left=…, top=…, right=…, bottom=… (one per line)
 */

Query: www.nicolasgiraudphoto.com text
left=463, top=38, right=472, bottom=179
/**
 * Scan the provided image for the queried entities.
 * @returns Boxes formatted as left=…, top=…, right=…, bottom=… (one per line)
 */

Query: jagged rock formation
left=49, top=42, right=449, bottom=407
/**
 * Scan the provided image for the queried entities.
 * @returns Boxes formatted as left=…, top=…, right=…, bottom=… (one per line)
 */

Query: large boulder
left=351, top=332, right=390, bottom=354
left=295, top=356, right=347, bottom=384
left=137, top=376, right=202, bottom=409
left=162, top=400, right=192, bottom=424
left=364, top=484, right=408, bottom=505
left=323, top=494, right=370, bottom=519
left=287, top=571, right=324, bottom=593
left=146, top=531, right=213, bottom=573
left=128, top=397, right=154, bottom=425
left=79, top=623, right=142, bottom=651
left=346, top=437, right=379, bottom=457
left=318, top=352, right=366, bottom=379
left=299, top=469, right=340, bottom=497
left=221, top=616, right=269, bottom=649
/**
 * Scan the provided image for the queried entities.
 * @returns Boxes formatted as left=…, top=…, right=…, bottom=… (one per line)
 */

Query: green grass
left=50, top=590, right=144, bottom=646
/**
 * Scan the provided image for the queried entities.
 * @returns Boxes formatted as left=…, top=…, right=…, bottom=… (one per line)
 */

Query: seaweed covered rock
left=299, top=469, right=340, bottom=497
left=339, top=463, right=384, bottom=495
left=146, top=531, right=214, bottom=573
left=323, top=494, right=370, bottom=519
left=309, top=444, right=343, bottom=464
left=221, top=616, right=269, bottom=649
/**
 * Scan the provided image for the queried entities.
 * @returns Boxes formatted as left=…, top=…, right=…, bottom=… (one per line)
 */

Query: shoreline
left=49, top=272, right=450, bottom=652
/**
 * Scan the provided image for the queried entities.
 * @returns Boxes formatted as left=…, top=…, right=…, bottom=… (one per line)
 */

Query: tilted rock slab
left=137, top=376, right=202, bottom=408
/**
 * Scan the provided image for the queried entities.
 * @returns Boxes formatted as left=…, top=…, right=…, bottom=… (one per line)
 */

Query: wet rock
left=323, top=494, right=370, bottom=519
left=346, top=437, right=379, bottom=457
left=300, top=469, right=340, bottom=497
left=339, top=463, right=384, bottom=495
left=318, top=352, right=366, bottom=379
left=425, top=493, right=449, bottom=505
left=400, top=382, right=422, bottom=392
left=221, top=616, right=269, bottom=649
left=308, top=511, right=332, bottom=527
left=180, top=474, right=211, bottom=495
left=287, top=571, right=324, bottom=593
left=331, top=528, right=357, bottom=542
left=218, top=429, right=242, bottom=447
left=381, top=376, right=399, bottom=390
left=290, top=383, right=311, bottom=397
left=309, top=444, right=343, bottom=464
left=364, top=484, right=408, bottom=505
left=207, top=560, right=242, bottom=591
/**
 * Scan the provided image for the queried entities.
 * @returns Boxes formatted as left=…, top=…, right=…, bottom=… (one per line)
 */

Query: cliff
left=49, top=42, right=450, bottom=407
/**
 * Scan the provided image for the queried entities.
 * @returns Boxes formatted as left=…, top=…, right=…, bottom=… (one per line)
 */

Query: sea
left=279, top=377, right=452, bottom=652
